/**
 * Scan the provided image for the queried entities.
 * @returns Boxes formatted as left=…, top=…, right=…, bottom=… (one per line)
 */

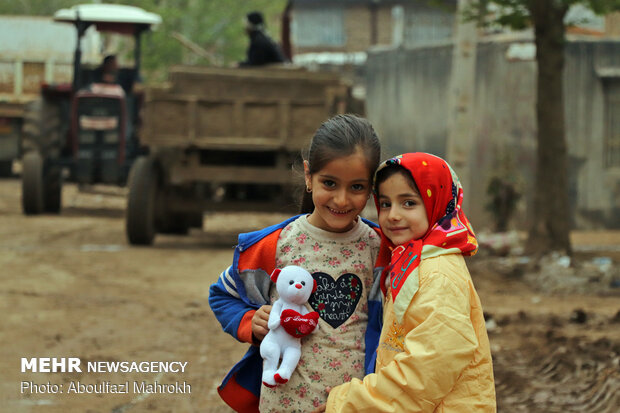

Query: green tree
left=0, top=0, right=287, bottom=82
left=0, top=0, right=78, bottom=15
left=128, top=0, right=287, bottom=81
left=466, top=0, right=620, bottom=256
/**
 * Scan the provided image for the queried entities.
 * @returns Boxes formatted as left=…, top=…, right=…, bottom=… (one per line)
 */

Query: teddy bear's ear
left=270, top=268, right=281, bottom=282
left=312, top=278, right=317, bottom=293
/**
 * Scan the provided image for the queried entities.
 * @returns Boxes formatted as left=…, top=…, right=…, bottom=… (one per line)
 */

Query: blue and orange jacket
left=208, top=215, right=390, bottom=413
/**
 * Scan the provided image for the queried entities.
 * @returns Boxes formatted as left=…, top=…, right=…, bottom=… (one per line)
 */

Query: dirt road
left=0, top=178, right=618, bottom=412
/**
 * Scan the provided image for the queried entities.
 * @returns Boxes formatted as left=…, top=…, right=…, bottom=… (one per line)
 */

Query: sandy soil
left=0, top=177, right=618, bottom=412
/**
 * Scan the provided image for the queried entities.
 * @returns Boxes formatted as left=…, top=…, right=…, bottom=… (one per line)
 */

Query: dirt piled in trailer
left=0, top=178, right=618, bottom=412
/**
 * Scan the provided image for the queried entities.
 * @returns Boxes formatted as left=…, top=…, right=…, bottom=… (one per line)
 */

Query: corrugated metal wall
left=366, top=39, right=620, bottom=230
left=564, top=41, right=620, bottom=227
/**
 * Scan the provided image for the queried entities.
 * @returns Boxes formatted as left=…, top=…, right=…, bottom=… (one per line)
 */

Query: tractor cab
left=22, top=4, right=161, bottom=215
left=54, top=4, right=161, bottom=94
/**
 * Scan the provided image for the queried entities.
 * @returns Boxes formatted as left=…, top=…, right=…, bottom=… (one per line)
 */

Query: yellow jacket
left=327, top=254, right=496, bottom=412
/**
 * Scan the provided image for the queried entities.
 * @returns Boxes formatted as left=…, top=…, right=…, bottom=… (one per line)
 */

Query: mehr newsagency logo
left=20, top=357, right=191, bottom=395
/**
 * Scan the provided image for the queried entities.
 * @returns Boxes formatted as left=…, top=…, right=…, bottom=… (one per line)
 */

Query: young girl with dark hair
left=322, top=152, right=496, bottom=412
left=209, top=114, right=390, bottom=412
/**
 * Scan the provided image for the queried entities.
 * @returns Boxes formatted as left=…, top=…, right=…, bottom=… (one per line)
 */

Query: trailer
left=0, top=102, right=24, bottom=176
left=126, top=66, right=351, bottom=245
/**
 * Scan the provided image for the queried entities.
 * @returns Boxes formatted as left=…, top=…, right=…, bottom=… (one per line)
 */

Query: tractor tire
left=22, top=152, right=44, bottom=215
left=21, top=98, right=61, bottom=157
left=126, top=156, right=158, bottom=245
left=43, top=165, right=62, bottom=213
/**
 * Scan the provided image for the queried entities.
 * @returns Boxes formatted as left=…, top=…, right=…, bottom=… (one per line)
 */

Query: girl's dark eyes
left=320, top=180, right=367, bottom=191
left=379, top=200, right=417, bottom=208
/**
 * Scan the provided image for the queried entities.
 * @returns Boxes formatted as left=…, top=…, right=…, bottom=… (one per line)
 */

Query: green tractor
left=21, top=3, right=161, bottom=214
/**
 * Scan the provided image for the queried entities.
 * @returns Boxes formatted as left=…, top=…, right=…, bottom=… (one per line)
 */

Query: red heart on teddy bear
left=280, top=309, right=319, bottom=338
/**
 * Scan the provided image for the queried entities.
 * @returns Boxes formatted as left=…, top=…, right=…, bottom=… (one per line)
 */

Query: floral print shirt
left=259, top=215, right=380, bottom=412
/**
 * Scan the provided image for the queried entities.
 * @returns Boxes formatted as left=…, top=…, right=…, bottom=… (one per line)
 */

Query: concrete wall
left=365, top=38, right=620, bottom=230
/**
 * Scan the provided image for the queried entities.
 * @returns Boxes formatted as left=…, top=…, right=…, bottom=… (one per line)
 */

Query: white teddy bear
left=260, top=265, right=319, bottom=387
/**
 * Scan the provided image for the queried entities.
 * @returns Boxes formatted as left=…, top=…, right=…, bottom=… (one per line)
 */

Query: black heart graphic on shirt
left=308, top=272, right=362, bottom=329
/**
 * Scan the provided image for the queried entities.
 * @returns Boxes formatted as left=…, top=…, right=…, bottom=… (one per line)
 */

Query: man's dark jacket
left=240, top=30, right=286, bottom=66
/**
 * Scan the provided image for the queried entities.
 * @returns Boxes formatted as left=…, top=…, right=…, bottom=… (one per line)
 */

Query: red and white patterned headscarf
left=375, top=153, right=478, bottom=322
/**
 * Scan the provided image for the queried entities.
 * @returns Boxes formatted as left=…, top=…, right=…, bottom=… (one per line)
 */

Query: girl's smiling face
left=378, top=172, right=430, bottom=245
left=304, top=149, right=371, bottom=233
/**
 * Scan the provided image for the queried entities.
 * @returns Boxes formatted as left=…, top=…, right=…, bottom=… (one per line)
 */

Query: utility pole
left=446, top=0, right=477, bottom=208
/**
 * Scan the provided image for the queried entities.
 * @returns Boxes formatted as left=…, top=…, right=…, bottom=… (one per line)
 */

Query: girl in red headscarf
left=323, top=153, right=496, bottom=412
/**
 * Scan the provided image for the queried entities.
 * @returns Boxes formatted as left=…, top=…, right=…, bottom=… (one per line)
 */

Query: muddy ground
left=0, top=177, right=618, bottom=412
